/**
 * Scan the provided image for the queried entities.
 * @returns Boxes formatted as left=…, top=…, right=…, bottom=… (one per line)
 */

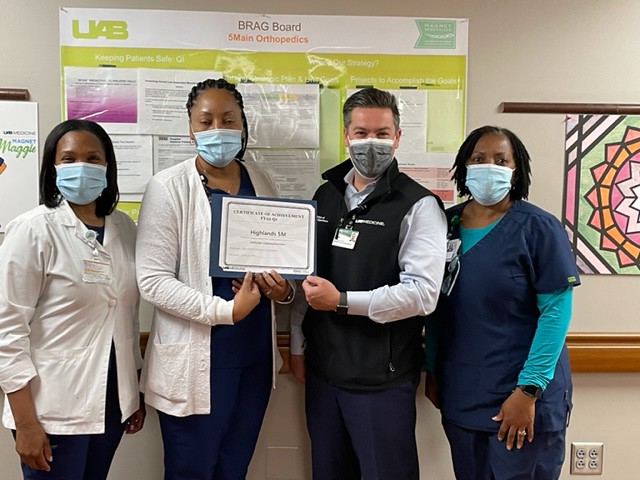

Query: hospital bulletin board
left=59, top=8, right=468, bottom=215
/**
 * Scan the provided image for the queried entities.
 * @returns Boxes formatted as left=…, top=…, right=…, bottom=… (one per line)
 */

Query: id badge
left=446, top=239, right=461, bottom=262
left=82, top=259, right=112, bottom=285
left=332, top=228, right=359, bottom=250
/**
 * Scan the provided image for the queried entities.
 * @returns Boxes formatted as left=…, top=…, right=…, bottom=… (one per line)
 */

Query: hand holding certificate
left=210, top=196, right=316, bottom=279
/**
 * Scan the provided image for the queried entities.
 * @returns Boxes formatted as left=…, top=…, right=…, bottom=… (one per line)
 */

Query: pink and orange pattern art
left=564, top=115, right=640, bottom=274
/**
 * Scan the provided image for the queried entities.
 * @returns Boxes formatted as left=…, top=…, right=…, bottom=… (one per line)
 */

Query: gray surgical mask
left=348, top=138, right=395, bottom=180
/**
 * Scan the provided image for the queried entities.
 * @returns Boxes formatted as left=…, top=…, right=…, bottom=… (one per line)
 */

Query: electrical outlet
left=570, top=442, right=604, bottom=475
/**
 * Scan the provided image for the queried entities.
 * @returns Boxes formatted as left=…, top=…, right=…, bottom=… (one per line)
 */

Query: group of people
left=0, top=79, right=579, bottom=480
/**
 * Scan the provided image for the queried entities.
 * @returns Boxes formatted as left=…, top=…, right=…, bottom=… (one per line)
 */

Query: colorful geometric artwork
left=564, top=115, right=640, bottom=274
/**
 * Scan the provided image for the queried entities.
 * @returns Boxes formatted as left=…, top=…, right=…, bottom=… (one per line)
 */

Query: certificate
left=210, top=196, right=316, bottom=279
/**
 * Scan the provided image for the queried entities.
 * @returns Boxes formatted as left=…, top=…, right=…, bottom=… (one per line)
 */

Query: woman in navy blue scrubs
left=425, top=126, right=579, bottom=480
left=136, top=79, right=292, bottom=480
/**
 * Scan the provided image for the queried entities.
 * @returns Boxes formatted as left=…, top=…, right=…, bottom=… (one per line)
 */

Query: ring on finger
left=518, top=429, right=526, bottom=436
left=265, top=289, right=272, bottom=295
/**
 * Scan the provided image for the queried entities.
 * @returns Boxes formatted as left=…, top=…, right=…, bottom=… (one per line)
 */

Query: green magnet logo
left=0, top=138, right=36, bottom=159
left=414, top=20, right=456, bottom=49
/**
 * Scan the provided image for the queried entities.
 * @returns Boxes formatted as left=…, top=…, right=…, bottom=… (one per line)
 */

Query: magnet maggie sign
left=0, top=101, right=39, bottom=233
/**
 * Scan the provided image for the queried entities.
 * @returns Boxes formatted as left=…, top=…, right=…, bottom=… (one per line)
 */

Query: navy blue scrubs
left=435, top=200, right=579, bottom=480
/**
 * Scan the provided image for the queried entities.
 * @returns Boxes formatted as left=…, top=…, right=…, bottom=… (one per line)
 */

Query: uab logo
left=72, top=20, right=128, bottom=40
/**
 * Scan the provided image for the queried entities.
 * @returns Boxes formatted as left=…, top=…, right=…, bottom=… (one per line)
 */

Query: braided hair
left=451, top=125, right=532, bottom=201
left=186, top=78, right=249, bottom=159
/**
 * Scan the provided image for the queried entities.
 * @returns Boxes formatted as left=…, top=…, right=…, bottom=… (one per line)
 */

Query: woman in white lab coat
left=0, top=119, right=145, bottom=479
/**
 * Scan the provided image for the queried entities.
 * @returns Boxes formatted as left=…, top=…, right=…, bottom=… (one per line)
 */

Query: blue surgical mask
left=465, top=164, right=514, bottom=206
left=348, top=138, right=395, bottom=180
left=194, top=129, right=242, bottom=168
left=55, top=163, right=108, bottom=205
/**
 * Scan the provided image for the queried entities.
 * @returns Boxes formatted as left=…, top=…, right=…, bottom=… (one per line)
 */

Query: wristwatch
left=336, top=292, right=348, bottom=315
left=517, top=384, right=542, bottom=398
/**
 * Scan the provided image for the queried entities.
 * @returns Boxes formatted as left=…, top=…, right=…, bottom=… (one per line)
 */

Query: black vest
left=303, top=159, right=443, bottom=390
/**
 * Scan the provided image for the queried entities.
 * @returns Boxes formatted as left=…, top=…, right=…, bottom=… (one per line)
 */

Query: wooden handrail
left=500, top=102, right=640, bottom=115
left=140, top=332, right=640, bottom=374
left=565, top=333, right=640, bottom=372
left=0, top=88, right=30, bottom=101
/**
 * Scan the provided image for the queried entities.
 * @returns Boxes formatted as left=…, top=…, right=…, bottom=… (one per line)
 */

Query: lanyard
left=335, top=203, right=368, bottom=238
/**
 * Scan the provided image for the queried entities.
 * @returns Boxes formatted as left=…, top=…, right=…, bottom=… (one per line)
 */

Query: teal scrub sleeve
left=517, top=286, right=573, bottom=389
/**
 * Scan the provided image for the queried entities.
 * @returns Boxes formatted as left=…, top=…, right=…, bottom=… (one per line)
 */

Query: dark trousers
left=305, top=370, right=419, bottom=480
left=442, top=418, right=566, bottom=480
left=18, top=349, right=125, bottom=480
left=158, top=362, right=272, bottom=480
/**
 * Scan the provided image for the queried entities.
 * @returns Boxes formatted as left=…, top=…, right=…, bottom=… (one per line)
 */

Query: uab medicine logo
left=72, top=19, right=128, bottom=40
left=415, top=20, right=456, bottom=49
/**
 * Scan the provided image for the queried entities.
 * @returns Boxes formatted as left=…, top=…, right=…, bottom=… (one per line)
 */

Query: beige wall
left=2, top=0, right=640, bottom=478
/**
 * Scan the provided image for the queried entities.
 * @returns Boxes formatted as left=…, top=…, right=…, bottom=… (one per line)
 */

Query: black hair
left=343, top=87, right=400, bottom=131
left=451, top=125, right=532, bottom=200
left=186, top=78, right=248, bottom=159
left=40, top=119, right=119, bottom=217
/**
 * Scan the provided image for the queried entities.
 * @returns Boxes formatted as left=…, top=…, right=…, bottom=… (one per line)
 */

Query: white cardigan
left=0, top=202, right=142, bottom=434
left=137, top=158, right=283, bottom=417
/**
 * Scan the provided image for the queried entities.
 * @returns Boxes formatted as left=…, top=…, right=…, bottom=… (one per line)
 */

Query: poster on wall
left=59, top=8, right=467, bottom=209
left=0, top=101, right=39, bottom=233
left=564, top=114, right=640, bottom=274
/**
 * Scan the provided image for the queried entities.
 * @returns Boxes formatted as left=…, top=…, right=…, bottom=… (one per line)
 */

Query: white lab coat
left=137, top=158, right=283, bottom=417
left=0, top=201, right=142, bottom=434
